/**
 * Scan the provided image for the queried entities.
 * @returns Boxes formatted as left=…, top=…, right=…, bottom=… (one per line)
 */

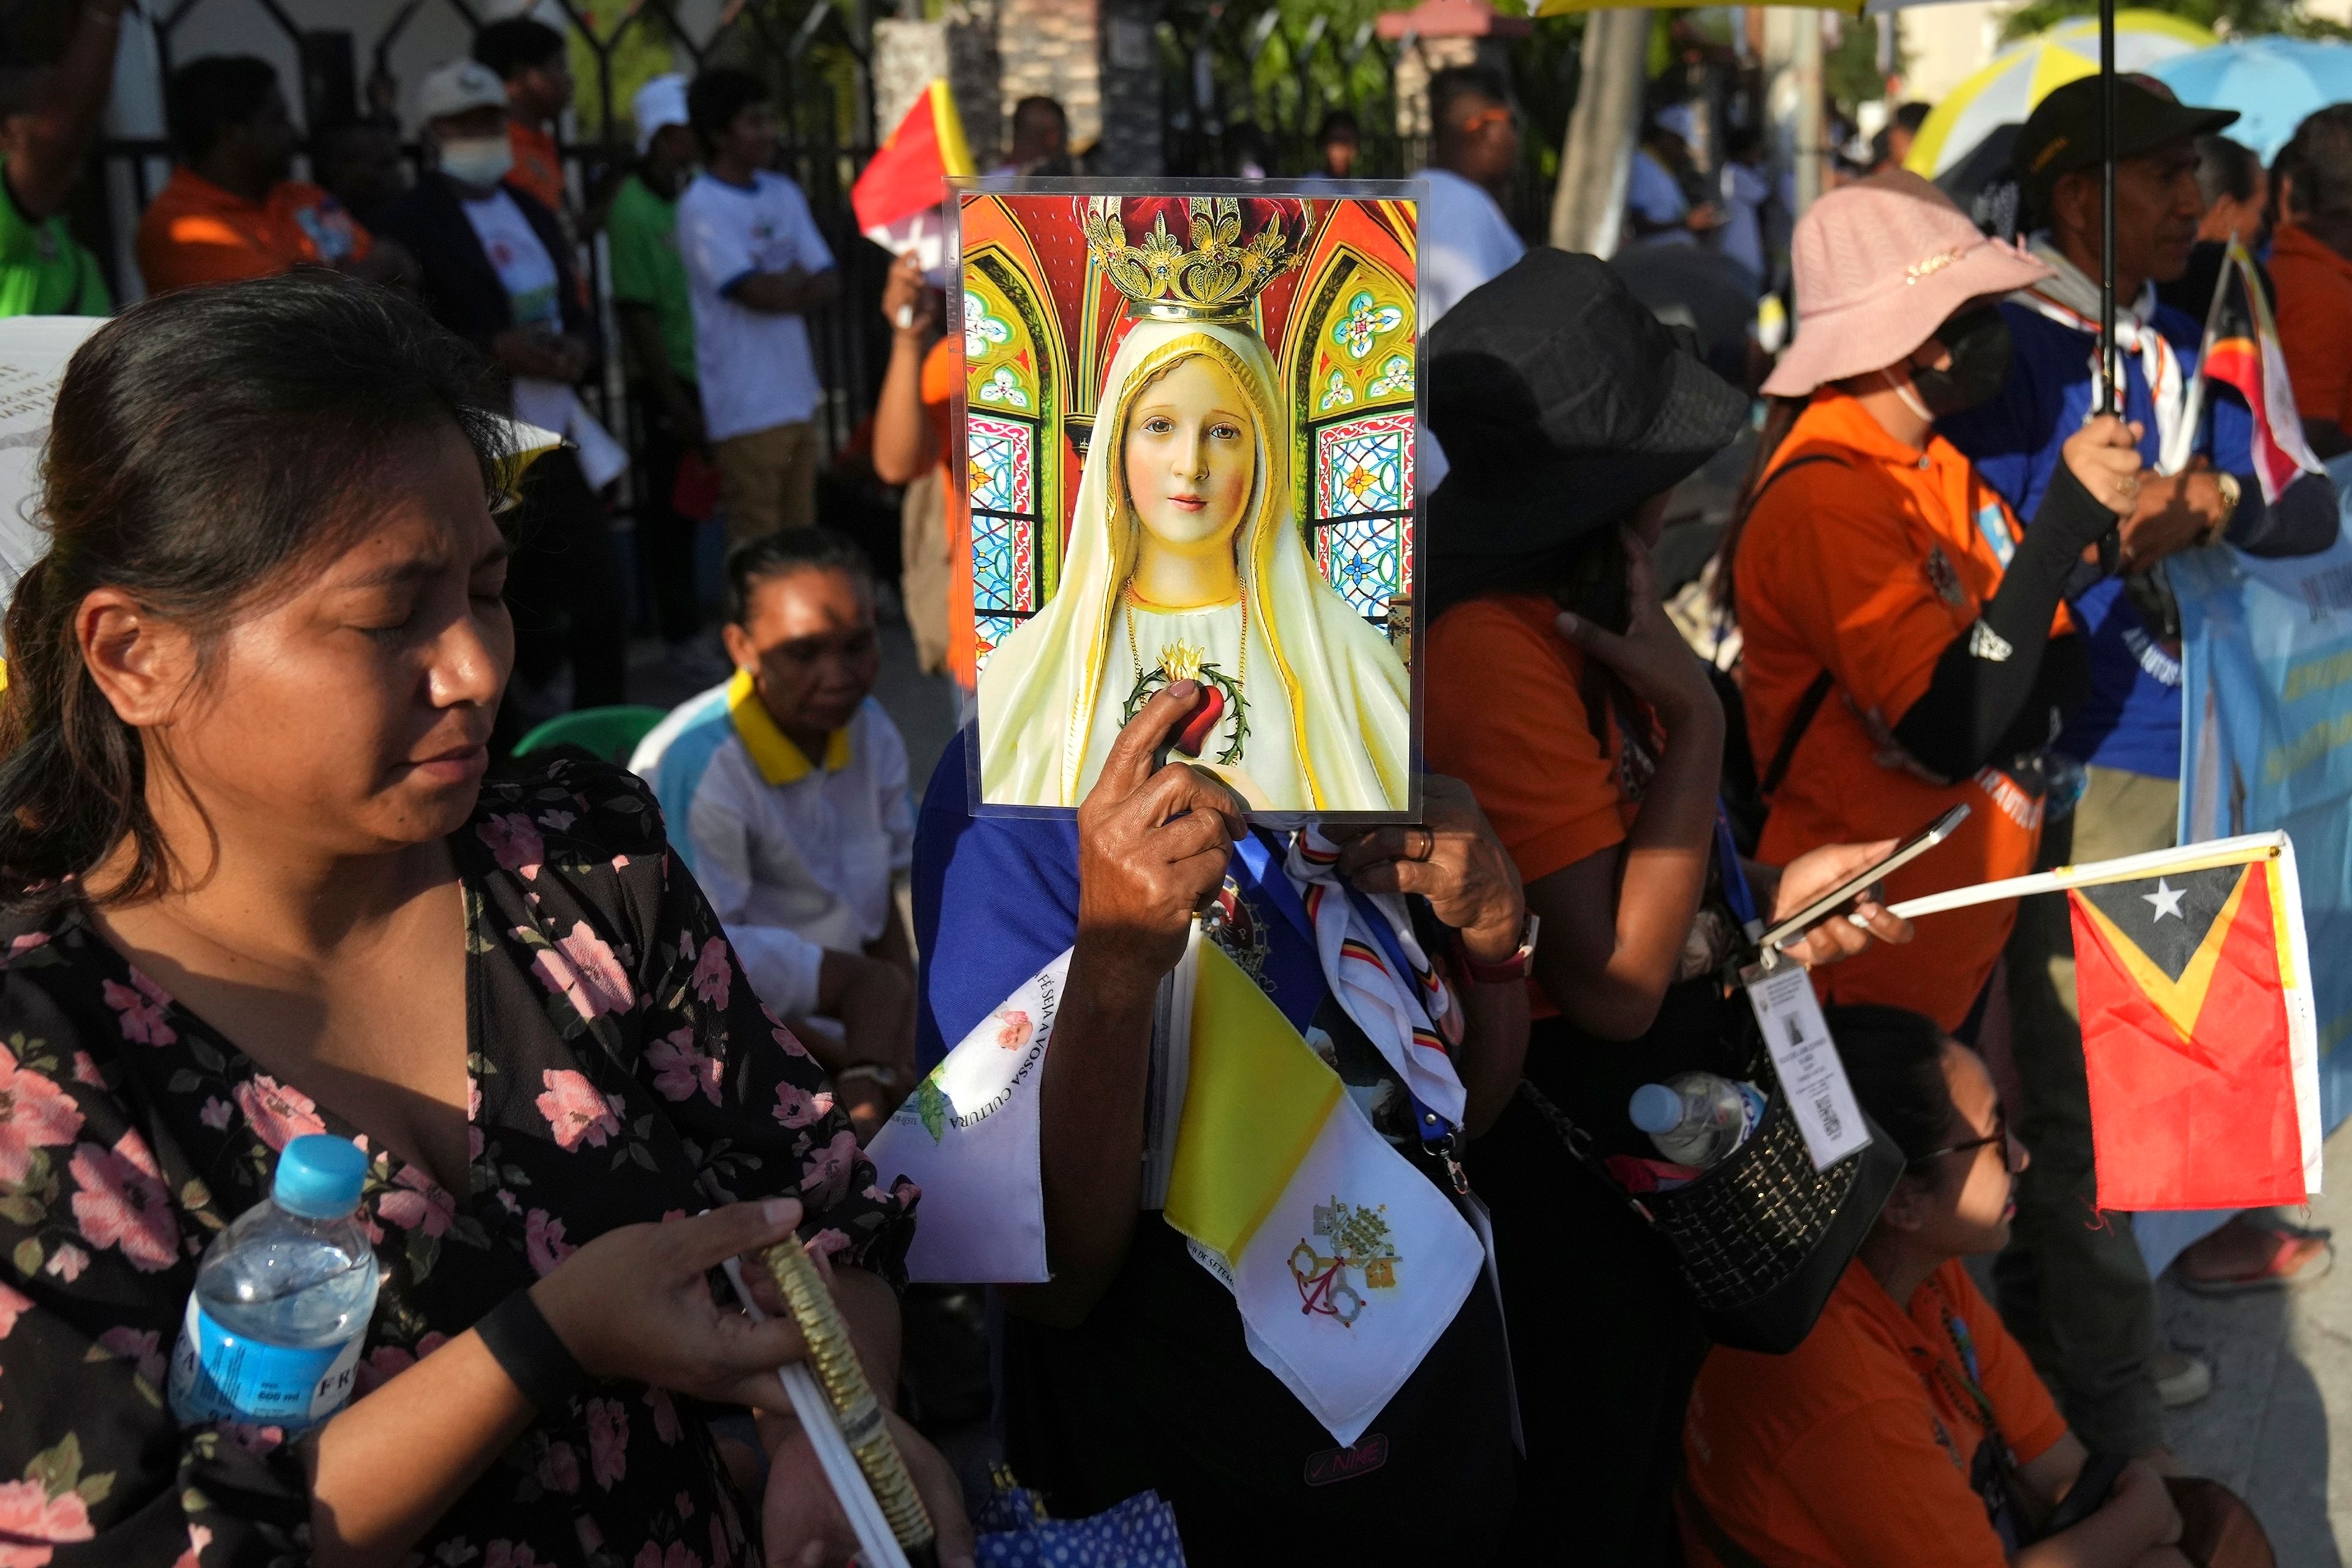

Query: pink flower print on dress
left=96, top=1325, right=165, bottom=1387
left=222, top=1421, right=284, bottom=1456
left=170, top=1523, right=213, bottom=1568
left=233, top=1074, right=327, bottom=1152
left=770, top=1022, right=811, bottom=1061
left=797, top=1129, right=860, bottom=1207
left=6, top=932, right=48, bottom=957
left=0, top=1282, right=28, bottom=1338
left=485, top=1544, right=546, bottom=1568
left=42, top=1245, right=85, bottom=1284
left=529, top=922, right=635, bottom=1022
left=69, top=1132, right=176, bottom=1272
left=771, top=1080, right=832, bottom=1131
left=100, top=971, right=175, bottom=1046
left=478, top=813, right=546, bottom=881
left=537, top=1438, right=581, bottom=1494
left=197, top=1098, right=232, bottom=1132
left=0, top=1477, right=92, bottom=1564
left=586, top=1395, right=628, bottom=1488
left=67, top=1054, right=102, bottom=1090
left=0, top=1042, right=81, bottom=1184
left=535, top=1068, right=622, bottom=1150
left=538, top=809, right=576, bottom=832
left=645, top=1384, right=682, bottom=1445
left=993, top=1009, right=1035, bottom=1052
left=378, top=1167, right=455, bottom=1237
left=647, top=1031, right=722, bottom=1107
left=690, top=937, right=732, bottom=1009
left=525, top=1208, right=576, bottom=1276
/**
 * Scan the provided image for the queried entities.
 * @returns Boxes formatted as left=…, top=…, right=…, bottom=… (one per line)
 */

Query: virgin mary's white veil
left=977, top=316, right=1411, bottom=812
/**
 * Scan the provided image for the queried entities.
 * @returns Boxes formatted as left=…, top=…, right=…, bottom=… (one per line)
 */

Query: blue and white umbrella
left=2149, top=36, right=2352, bottom=162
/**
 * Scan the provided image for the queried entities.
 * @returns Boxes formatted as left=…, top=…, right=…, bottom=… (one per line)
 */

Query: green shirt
left=0, top=159, right=110, bottom=319
left=605, top=172, right=695, bottom=384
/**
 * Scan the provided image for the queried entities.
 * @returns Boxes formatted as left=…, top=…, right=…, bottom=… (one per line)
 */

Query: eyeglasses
left=1909, top=1106, right=2020, bottom=1172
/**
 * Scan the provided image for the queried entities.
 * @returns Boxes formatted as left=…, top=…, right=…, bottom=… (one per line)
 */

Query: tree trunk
left=1550, top=9, right=1650, bottom=258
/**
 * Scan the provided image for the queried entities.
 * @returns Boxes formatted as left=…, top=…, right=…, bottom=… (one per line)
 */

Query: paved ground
left=2161, top=1123, right=2352, bottom=1566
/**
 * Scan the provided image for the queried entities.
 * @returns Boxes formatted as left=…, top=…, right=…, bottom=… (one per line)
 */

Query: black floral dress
left=0, top=760, right=914, bottom=1568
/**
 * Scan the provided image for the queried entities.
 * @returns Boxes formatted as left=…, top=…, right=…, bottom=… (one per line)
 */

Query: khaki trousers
left=899, top=465, right=951, bottom=676
left=1996, top=763, right=2179, bottom=1454
left=715, top=420, right=820, bottom=545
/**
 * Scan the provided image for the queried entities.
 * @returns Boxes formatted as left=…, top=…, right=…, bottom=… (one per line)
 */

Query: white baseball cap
left=416, top=59, right=507, bottom=126
left=632, top=74, right=688, bottom=156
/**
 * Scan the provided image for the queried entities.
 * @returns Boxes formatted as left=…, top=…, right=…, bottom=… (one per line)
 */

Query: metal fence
left=86, top=0, right=892, bottom=468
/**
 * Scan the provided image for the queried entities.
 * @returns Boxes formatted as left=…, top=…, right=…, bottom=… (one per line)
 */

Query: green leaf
left=448, top=1214, right=491, bottom=1250
left=167, top=1069, right=204, bottom=1095
left=186, top=1036, right=225, bottom=1074
left=0, top=1193, right=47, bottom=1226
left=12, top=1238, right=40, bottom=1277
left=179, top=1178, right=212, bottom=1212
left=917, top=1078, right=953, bottom=1145
left=627, top=1142, right=657, bottom=1172
left=74, top=1469, right=112, bottom=1506
left=405, top=1228, right=440, bottom=1283
left=23, top=1433, right=81, bottom=1499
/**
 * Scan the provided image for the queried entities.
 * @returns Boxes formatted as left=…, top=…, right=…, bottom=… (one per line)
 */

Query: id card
left=1741, top=962, right=1872, bottom=1170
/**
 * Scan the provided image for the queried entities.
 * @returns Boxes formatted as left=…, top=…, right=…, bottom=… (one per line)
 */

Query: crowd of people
left=2, top=2, right=2349, bottom=1564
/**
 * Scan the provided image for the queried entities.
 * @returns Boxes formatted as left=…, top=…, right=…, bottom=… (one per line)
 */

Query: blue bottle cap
left=271, top=1134, right=369, bottom=1221
left=1629, top=1084, right=1685, bottom=1136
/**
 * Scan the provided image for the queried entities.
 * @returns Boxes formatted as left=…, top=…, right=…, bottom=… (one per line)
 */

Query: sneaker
left=2151, top=1348, right=2212, bottom=1409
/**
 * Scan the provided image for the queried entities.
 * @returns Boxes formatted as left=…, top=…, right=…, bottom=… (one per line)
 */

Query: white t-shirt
left=676, top=170, right=836, bottom=442
left=1419, top=167, right=1526, bottom=326
left=461, top=189, right=574, bottom=433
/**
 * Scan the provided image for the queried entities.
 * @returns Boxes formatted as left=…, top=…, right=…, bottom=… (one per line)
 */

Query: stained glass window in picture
left=1309, top=412, right=1415, bottom=628
left=968, top=412, right=1041, bottom=671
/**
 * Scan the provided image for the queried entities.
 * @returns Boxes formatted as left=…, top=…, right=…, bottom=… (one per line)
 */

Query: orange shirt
left=2267, top=222, right=2352, bottom=434
left=134, top=169, right=372, bottom=295
left=1736, top=392, right=2066, bottom=1032
left=922, top=336, right=977, bottom=689
left=1424, top=593, right=1643, bottom=1019
left=507, top=121, right=567, bottom=216
left=1681, top=1258, right=2068, bottom=1568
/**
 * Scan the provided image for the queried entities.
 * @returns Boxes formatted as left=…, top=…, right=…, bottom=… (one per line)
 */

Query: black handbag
left=1520, top=998, right=1904, bottom=1354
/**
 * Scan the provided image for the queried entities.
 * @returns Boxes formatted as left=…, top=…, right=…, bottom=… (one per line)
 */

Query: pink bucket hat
left=1761, top=169, right=2054, bottom=399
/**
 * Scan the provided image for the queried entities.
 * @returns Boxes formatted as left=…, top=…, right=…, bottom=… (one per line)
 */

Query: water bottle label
left=167, top=1295, right=364, bottom=1429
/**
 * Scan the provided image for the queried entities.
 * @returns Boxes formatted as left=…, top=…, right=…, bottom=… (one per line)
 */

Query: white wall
left=1899, top=0, right=2010, bottom=108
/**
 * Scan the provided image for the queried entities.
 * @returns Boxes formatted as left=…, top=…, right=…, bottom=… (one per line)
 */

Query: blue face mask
left=439, top=137, right=514, bottom=189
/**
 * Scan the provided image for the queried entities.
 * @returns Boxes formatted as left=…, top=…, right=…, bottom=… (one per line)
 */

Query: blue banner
left=2173, top=456, right=2352, bottom=1137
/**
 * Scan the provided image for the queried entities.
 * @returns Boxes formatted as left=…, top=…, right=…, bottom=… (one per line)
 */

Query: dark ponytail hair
left=0, top=272, right=509, bottom=909
left=1820, top=1003, right=1962, bottom=1167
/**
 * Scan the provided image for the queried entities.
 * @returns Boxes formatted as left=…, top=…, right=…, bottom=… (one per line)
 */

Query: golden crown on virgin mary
left=976, top=194, right=1414, bottom=816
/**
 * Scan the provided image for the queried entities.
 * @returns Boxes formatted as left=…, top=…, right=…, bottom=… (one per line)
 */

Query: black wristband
left=477, top=1287, right=594, bottom=1413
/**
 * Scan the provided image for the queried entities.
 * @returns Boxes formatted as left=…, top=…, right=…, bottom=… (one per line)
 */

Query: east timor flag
left=2068, top=842, right=2321, bottom=1210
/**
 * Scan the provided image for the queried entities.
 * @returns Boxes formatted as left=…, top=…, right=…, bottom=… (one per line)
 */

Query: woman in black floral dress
left=0, top=276, right=968, bottom=1567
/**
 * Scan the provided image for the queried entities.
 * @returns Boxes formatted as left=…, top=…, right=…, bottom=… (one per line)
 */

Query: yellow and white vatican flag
left=1164, top=935, right=1484, bottom=1446
left=866, top=951, right=1067, bottom=1284
left=870, top=924, right=1484, bottom=1446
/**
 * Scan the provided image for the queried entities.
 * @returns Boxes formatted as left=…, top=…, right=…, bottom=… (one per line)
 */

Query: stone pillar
left=1392, top=36, right=1480, bottom=138
left=997, top=0, right=1100, bottom=156
left=872, top=7, right=1003, bottom=164
left=1095, top=0, right=1163, bottom=175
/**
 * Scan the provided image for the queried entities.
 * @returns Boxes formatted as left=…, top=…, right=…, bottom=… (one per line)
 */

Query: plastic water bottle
left=168, top=1134, right=380, bottom=1430
left=1629, top=1073, right=1768, bottom=1169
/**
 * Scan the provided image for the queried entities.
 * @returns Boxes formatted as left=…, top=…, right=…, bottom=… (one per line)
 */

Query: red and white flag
left=850, top=79, right=974, bottom=275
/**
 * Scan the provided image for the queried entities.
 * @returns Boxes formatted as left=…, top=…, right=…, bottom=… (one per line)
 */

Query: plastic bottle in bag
left=1628, top=1072, right=1768, bottom=1169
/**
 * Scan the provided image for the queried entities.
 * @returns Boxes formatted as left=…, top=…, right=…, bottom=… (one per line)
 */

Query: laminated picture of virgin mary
left=966, top=191, right=1419, bottom=816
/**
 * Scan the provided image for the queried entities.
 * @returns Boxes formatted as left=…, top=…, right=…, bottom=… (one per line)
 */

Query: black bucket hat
left=1425, top=247, right=1750, bottom=557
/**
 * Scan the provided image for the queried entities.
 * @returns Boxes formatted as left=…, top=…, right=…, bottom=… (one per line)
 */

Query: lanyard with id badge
left=1722, top=802, right=1970, bottom=1170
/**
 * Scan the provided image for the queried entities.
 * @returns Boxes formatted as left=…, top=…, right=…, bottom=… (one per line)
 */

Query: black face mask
left=1910, top=304, right=2015, bottom=417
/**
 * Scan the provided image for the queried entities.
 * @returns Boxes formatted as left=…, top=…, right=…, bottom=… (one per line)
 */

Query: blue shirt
left=1940, top=298, right=2257, bottom=779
